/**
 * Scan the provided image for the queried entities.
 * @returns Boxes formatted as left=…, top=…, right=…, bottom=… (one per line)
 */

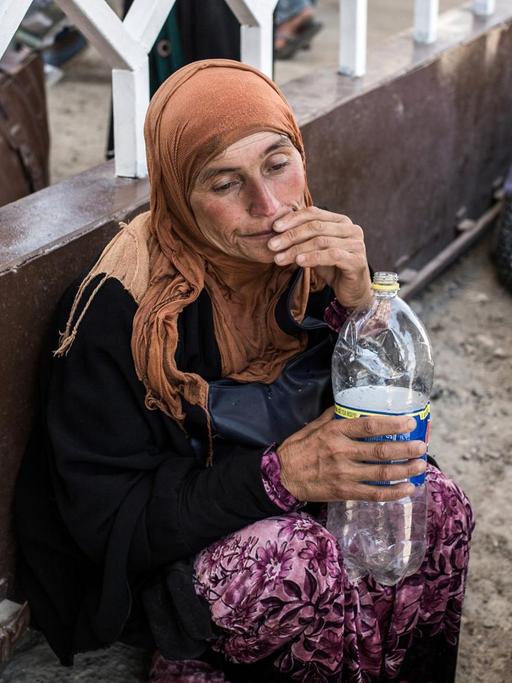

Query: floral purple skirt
left=149, top=466, right=473, bottom=682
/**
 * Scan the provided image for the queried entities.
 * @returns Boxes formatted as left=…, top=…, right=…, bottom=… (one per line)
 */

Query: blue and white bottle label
left=334, top=401, right=431, bottom=486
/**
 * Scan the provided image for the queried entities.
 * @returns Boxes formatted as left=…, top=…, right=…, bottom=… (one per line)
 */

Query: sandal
left=274, top=32, right=301, bottom=60
left=296, top=18, right=323, bottom=50
left=274, top=18, right=323, bottom=60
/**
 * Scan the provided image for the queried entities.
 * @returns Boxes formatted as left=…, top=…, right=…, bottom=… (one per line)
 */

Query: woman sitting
left=15, top=59, right=473, bottom=682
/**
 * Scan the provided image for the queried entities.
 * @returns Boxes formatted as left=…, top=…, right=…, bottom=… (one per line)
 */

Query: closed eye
left=270, top=161, right=289, bottom=172
left=213, top=180, right=240, bottom=193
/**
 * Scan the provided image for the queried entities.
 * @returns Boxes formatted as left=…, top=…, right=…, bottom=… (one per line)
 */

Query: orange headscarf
left=57, top=59, right=320, bottom=446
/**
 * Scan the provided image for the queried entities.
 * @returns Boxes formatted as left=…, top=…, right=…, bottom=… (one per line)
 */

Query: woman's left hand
left=268, top=207, right=372, bottom=309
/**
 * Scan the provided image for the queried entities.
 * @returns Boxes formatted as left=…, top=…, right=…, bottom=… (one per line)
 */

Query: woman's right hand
left=276, top=406, right=427, bottom=503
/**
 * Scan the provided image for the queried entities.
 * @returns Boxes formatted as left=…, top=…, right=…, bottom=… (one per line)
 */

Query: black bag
left=0, top=46, right=50, bottom=208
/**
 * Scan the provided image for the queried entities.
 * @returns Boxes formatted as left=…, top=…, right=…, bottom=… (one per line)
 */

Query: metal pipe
left=401, top=200, right=504, bottom=300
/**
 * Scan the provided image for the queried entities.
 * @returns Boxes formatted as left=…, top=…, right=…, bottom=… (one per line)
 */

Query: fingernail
left=297, top=254, right=306, bottom=265
left=275, top=253, right=285, bottom=263
left=273, top=220, right=283, bottom=230
left=268, top=238, right=282, bottom=249
left=407, top=418, right=416, bottom=430
left=416, top=441, right=426, bottom=455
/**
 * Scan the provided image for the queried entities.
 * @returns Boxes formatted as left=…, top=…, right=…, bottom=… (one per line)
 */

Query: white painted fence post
left=339, top=0, right=367, bottom=78
left=112, top=64, right=149, bottom=178
left=55, top=0, right=176, bottom=178
left=0, top=0, right=176, bottom=178
left=225, top=0, right=278, bottom=77
left=473, top=0, right=496, bottom=16
left=0, top=0, right=33, bottom=59
left=414, top=0, right=439, bottom=44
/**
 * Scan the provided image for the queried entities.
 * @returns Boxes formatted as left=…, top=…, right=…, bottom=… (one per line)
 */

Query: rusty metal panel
left=0, top=162, right=148, bottom=599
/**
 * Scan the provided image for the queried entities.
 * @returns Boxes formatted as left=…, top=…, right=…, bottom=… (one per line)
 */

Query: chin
left=255, top=250, right=278, bottom=264
left=239, top=246, right=276, bottom=264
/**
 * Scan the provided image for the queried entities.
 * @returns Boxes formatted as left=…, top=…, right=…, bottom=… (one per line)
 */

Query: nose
left=247, top=178, right=280, bottom=218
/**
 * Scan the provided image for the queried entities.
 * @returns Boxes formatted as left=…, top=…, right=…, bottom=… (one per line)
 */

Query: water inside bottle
left=335, top=386, right=427, bottom=416
left=330, top=385, right=429, bottom=584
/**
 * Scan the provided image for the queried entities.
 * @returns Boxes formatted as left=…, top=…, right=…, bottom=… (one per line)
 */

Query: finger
left=301, top=479, right=416, bottom=503
left=327, top=455, right=423, bottom=483
left=273, top=238, right=364, bottom=266
left=356, top=457, right=427, bottom=484
left=327, top=441, right=425, bottom=481
left=273, top=207, right=351, bottom=233
left=268, top=221, right=359, bottom=252
left=337, top=415, right=417, bottom=440
left=352, top=481, right=416, bottom=502
left=353, top=439, right=427, bottom=462
left=294, top=247, right=365, bottom=268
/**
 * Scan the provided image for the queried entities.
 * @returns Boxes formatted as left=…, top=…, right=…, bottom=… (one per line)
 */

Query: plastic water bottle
left=327, top=271, right=434, bottom=586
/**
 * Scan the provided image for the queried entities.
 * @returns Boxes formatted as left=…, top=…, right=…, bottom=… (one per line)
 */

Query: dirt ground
left=2, top=3, right=511, bottom=681
left=411, top=233, right=512, bottom=683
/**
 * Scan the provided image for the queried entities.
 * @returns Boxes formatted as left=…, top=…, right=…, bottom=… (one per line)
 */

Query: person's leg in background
left=274, top=0, right=323, bottom=60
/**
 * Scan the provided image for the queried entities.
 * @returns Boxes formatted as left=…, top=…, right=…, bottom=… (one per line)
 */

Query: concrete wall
left=282, top=2, right=512, bottom=272
left=1, top=2, right=511, bottom=601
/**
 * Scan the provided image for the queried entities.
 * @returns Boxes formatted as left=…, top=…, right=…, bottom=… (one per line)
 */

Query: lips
left=244, top=230, right=275, bottom=238
left=242, top=207, right=297, bottom=238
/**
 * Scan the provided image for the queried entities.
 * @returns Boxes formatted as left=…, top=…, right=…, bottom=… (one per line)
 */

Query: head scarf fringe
left=54, top=212, right=151, bottom=357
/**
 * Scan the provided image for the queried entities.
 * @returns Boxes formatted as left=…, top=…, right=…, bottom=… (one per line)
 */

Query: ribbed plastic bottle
left=327, top=271, right=434, bottom=586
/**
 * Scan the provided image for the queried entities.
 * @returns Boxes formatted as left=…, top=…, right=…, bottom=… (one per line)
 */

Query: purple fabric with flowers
left=261, top=446, right=303, bottom=511
left=147, top=301, right=473, bottom=682
left=187, top=466, right=473, bottom=682
left=324, top=299, right=349, bottom=332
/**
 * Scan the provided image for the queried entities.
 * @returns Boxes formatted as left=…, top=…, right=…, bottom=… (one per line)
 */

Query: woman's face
left=189, top=131, right=306, bottom=263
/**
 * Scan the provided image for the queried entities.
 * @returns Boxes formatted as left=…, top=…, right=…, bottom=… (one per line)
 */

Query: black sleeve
left=175, top=0, right=240, bottom=63
left=47, top=277, right=283, bottom=581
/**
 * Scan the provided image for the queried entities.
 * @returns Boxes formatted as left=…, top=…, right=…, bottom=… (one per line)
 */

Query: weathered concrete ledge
left=0, top=162, right=148, bottom=275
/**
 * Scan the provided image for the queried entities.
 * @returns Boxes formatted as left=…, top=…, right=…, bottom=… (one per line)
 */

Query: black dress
left=14, top=273, right=334, bottom=665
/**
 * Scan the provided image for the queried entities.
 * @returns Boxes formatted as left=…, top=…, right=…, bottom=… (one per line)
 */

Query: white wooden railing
left=0, top=0, right=499, bottom=178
